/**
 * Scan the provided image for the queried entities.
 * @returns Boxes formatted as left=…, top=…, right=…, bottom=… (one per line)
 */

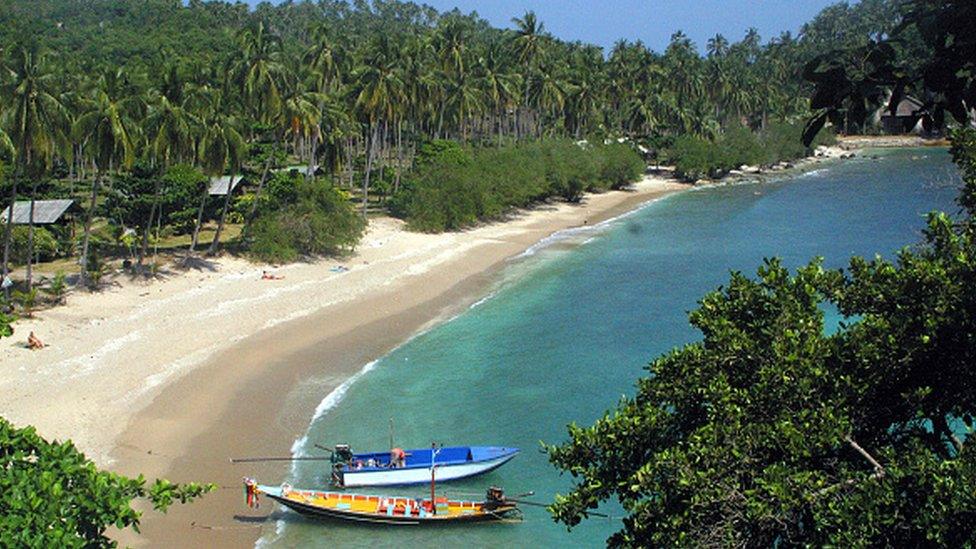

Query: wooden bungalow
left=880, top=96, right=926, bottom=134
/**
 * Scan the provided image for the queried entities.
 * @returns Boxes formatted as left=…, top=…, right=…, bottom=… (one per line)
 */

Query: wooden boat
left=244, top=479, right=520, bottom=525
left=329, top=444, right=519, bottom=488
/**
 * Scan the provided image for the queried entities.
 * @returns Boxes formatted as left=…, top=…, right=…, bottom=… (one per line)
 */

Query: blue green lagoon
left=259, top=148, right=961, bottom=547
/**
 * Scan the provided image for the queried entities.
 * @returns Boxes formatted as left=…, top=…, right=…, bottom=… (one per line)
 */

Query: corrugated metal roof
left=208, top=175, right=245, bottom=196
left=895, top=96, right=925, bottom=117
left=271, top=164, right=320, bottom=174
left=0, top=199, right=74, bottom=224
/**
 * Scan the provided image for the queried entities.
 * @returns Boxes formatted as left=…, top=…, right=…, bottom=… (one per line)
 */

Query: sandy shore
left=0, top=175, right=686, bottom=547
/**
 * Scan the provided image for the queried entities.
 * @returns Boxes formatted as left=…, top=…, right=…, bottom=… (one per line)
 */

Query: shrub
left=9, top=226, right=59, bottom=264
left=0, top=417, right=213, bottom=546
left=414, top=139, right=471, bottom=169
left=595, top=143, right=645, bottom=190
left=248, top=179, right=365, bottom=263
left=722, top=125, right=764, bottom=168
left=43, top=271, right=67, bottom=305
left=671, top=135, right=718, bottom=181
left=393, top=140, right=645, bottom=232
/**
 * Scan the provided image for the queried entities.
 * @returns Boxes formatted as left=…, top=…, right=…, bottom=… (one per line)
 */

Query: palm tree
left=72, top=69, right=139, bottom=286
left=226, top=22, right=285, bottom=127
left=195, top=91, right=245, bottom=256
left=477, top=42, right=519, bottom=144
left=227, top=23, right=285, bottom=225
left=353, top=35, right=405, bottom=218
left=511, top=11, right=548, bottom=139
left=0, top=44, right=67, bottom=291
left=142, top=65, right=200, bottom=264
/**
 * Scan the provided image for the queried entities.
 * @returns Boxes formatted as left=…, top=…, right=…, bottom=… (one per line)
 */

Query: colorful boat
left=329, top=444, right=519, bottom=487
left=244, top=479, right=521, bottom=525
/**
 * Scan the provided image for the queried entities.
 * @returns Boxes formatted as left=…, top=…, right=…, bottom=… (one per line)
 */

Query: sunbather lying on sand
left=261, top=270, right=284, bottom=280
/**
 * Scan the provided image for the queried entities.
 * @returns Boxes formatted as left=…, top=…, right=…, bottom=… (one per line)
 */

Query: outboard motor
left=484, top=486, right=506, bottom=510
left=332, top=444, right=354, bottom=464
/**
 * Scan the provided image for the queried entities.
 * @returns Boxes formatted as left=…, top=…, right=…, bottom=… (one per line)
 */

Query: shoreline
left=101, top=176, right=688, bottom=547
left=1, top=146, right=857, bottom=548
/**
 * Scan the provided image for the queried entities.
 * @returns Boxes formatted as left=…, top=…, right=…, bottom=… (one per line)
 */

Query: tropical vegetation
left=0, top=0, right=916, bottom=295
left=0, top=417, right=213, bottom=547
left=548, top=0, right=976, bottom=545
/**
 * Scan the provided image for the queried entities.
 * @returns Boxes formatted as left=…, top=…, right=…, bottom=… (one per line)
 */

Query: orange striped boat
left=244, top=479, right=520, bottom=525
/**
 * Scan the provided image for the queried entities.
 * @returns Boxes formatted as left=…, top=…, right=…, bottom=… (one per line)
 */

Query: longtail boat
left=243, top=479, right=521, bottom=525
left=328, top=444, right=519, bottom=487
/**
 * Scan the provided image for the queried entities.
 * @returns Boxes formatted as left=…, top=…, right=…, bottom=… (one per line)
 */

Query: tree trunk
left=247, top=146, right=277, bottom=224
left=362, top=123, right=378, bottom=219
left=79, top=171, right=103, bottom=288
left=189, top=191, right=208, bottom=254
left=138, top=179, right=163, bottom=267
left=208, top=174, right=235, bottom=255
left=1, top=176, right=19, bottom=297
left=394, top=119, right=403, bottom=194
left=25, top=182, right=37, bottom=290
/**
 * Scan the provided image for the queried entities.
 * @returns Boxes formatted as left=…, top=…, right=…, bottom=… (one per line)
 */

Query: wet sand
left=109, top=177, right=688, bottom=547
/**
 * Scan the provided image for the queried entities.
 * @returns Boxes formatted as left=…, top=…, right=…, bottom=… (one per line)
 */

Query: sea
left=257, top=147, right=962, bottom=548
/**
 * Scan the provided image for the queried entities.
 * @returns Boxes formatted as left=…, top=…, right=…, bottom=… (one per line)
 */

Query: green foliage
left=248, top=180, right=365, bottom=263
left=670, top=134, right=723, bottom=181
left=547, top=124, right=976, bottom=546
left=9, top=226, right=59, bottom=265
left=43, top=270, right=67, bottom=305
left=393, top=140, right=644, bottom=232
left=0, top=299, right=13, bottom=339
left=762, top=120, right=835, bottom=163
left=12, top=287, right=38, bottom=318
left=84, top=251, right=110, bottom=290
left=0, top=416, right=214, bottom=547
left=414, top=140, right=471, bottom=169
left=804, top=0, right=973, bottom=141
left=108, top=163, right=210, bottom=237
left=671, top=123, right=834, bottom=181
left=594, top=144, right=645, bottom=190
left=544, top=141, right=599, bottom=202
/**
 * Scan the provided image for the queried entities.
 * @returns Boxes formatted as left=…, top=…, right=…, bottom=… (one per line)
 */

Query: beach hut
left=880, top=96, right=926, bottom=134
left=1, top=199, right=80, bottom=262
left=208, top=175, right=246, bottom=196
left=271, top=164, right=323, bottom=178
left=1, top=199, right=77, bottom=225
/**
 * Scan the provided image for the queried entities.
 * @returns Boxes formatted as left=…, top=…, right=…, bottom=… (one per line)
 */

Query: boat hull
left=339, top=452, right=517, bottom=487
left=266, top=493, right=516, bottom=525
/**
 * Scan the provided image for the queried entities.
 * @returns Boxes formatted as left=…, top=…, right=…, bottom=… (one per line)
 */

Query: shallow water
left=259, top=148, right=960, bottom=548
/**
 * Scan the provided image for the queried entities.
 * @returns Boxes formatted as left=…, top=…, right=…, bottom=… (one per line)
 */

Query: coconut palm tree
left=353, top=35, right=405, bottom=218
left=228, top=23, right=285, bottom=225
left=195, top=91, right=245, bottom=256
left=0, top=44, right=67, bottom=290
left=142, top=64, right=202, bottom=259
left=72, top=69, right=139, bottom=286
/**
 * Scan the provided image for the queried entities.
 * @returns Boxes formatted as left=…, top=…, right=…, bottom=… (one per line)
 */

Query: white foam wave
left=290, top=359, right=380, bottom=458
left=57, top=331, right=142, bottom=377
left=467, top=291, right=497, bottom=310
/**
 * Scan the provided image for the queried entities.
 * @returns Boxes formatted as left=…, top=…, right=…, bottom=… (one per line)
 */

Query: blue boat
left=329, top=444, right=519, bottom=488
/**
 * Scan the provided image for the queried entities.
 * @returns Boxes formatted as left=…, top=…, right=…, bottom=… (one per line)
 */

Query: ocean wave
left=290, top=359, right=380, bottom=458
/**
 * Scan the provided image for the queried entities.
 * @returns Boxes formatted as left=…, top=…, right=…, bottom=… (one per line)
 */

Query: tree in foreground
left=0, top=417, right=213, bottom=547
left=547, top=130, right=976, bottom=546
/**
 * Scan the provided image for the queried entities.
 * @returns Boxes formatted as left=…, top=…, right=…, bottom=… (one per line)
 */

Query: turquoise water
left=260, top=148, right=960, bottom=548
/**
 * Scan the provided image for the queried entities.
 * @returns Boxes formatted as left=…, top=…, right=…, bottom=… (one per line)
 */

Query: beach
left=0, top=175, right=686, bottom=547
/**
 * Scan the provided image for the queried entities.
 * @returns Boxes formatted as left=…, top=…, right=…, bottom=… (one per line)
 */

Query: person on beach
left=27, top=331, right=45, bottom=350
left=261, top=270, right=284, bottom=280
